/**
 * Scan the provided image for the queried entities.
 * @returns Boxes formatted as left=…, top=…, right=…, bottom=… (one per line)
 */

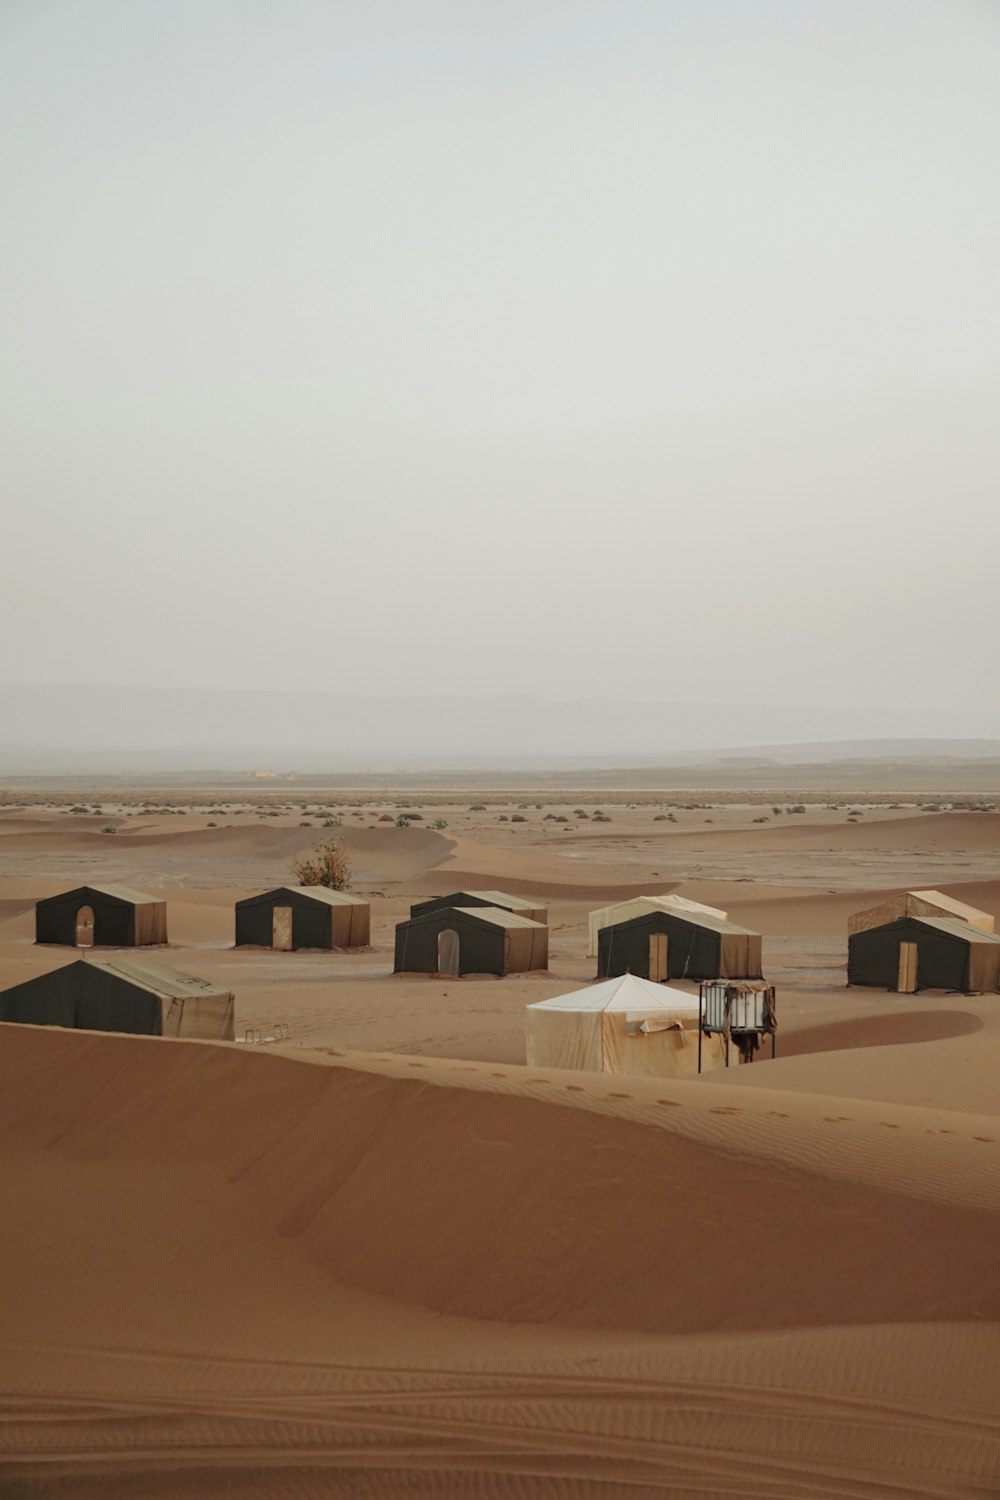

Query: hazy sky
left=2, top=0, right=998, bottom=711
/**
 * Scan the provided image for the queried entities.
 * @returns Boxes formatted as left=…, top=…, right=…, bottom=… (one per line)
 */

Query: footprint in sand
left=656, top=1099, right=681, bottom=1108
left=823, top=1116, right=850, bottom=1123
left=608, top=1092, right=632, bottom=1099
left=565, top=1085, right=585, bottom=1092
left=766, top=1110, right=790, bottom=1119
left=407, top=1062, right=427, bottom=1068
left=973, top=1136, right=994, bottom=1143
left=490, top=1072, right=506, bottom=1079
left=880, top=1122, right=900, bottom=1129
left=710, top=1106, right=741, bottom=1115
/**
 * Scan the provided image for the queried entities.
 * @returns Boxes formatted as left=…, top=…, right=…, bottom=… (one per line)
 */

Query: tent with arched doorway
left=394, top=905, right=548, bottom=976
left=526, top=973, right=727, bottom=1077
left=35, top=884, right=168, bottom=948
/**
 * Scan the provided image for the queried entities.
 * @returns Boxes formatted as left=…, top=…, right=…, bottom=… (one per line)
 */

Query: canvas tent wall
left=235, top=886, right=370, bottom=949
left=394, top=906, right=548, bottom=976
left=526, top=973, right=726, bottom=1078
left=597, top=909, right=762, bottom=982
left=0, top=956, right=235, bottom=1038
left=587, top=894, right=728, bottom=957
left=35, top=884, right=167, bottom=947
left=848, top=889, right=995, bottom=936
left=409, top=890, right=548, bottom=925
left=847, top=916, right=1000, bottom=994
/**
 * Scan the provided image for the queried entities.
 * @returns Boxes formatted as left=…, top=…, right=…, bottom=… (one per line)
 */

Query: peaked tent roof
left=451, top=906, right=546, bottom=930
left=246, top=885, right=368, bottom=907
left=897, top=917, right=1000, bottom=945
left=908, top=890, right=993, bottom=927
left=605, top=907, right=758, bottom=938
left=428, top=889, right=541, bottom=910
left=80, top=955, right=233, bottom=999
left=528, top=974, right=700, bottom=1014
left=42, top=883, right=162, bottom=905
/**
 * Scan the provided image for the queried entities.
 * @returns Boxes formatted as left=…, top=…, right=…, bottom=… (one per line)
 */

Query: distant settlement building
left=235, top=887, right=370, bottom=950
left=35, top=884, right=168, bottom=948
left=395, top=905, right=549, bottom=976
left=0, top=956, right=235, bottom=1039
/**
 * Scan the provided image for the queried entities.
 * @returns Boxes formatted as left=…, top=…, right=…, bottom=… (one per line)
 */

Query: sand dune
left=3, top=1028, right=1000, bottom=1499
left=4, top=799, right=1000, bottom=1497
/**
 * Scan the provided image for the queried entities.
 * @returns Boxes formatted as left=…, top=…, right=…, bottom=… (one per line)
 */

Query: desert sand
left=1, top=789, right=999, bottom=1497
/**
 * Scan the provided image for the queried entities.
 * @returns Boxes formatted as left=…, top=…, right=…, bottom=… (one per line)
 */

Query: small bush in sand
left=289, top=837, right=352, bottom=891
left=379, top=814, right=394, bottom=822
left=432, top=817, right=448, bottom=829
left=395, top=815, right=411, bottom=828
left=100, top=825, right=118, bottom=835
left=511, top=814, right=527, bottom=823
left=323, top=815, right=342, bottom=827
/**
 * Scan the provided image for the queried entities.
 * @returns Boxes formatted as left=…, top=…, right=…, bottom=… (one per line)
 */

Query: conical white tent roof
left=528, top=973, right=699, bottom=1015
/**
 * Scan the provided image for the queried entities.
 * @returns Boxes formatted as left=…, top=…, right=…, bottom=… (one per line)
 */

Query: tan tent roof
left=263, top=886, right=368, bottom=907
left=908, top=890, right=993, bottom=927
left=907, top=917, right=1000, bottom=945
left=452, top=906, right=546, bottom=931
left=81, top=955, right=233, bottom=1001
left=51, top=883, right=161, bottom=906
left=434, top=889, right=541, bottom=913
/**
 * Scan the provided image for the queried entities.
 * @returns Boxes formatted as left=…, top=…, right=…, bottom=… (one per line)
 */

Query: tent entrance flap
left=272, top=906, right=293, bottom=951
left=649, top=932, right=668, bottom=982
left=438, top=928, right=460, bottom=975
left=75, top=906, right=94, bottom=948
left=898, top=942, right=918, bottom=993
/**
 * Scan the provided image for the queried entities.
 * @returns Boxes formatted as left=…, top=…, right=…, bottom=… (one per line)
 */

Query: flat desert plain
left=2, top=788, right=1000, bottom=1498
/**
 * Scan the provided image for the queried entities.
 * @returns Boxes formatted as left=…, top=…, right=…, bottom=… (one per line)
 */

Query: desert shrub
left=289, top=837, right=351, bottom=891
left=395, top=815, right=411, bottom=828
left=511, top=814, right=527, bottom=823
left=534, top=802, right=543, bottom=810
left=469, top=804, right=487, bottom=811
left=432, top=817, right=448, bottom=829
left=772, top=806, right=782, bottom=815
left=323, top=815, right=342, bottom=827
left=789, top=804, right=806, bottom=814
left=100, top=825, right=118, bottom=835
left=379, top=813, right=394, bottom=822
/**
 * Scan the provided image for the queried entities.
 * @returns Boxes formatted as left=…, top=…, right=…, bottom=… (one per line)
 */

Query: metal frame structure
left=697, top=980, right=777, bottom=1071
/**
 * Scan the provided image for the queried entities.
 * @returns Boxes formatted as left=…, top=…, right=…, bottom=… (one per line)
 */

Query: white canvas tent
left=587, top=894, right=729, bottom=957
left=526, top=973, right=726, bottom=1079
